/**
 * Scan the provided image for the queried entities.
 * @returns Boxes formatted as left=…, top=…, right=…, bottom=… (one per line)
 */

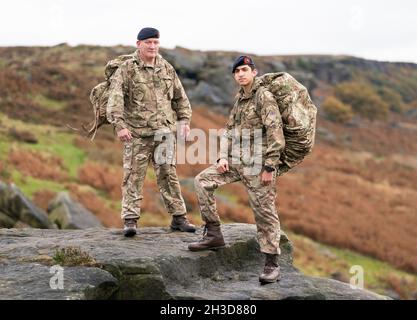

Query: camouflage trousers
left=121, top=135, right=187, bottom=220
left=194, top=163, right=281, bottom=255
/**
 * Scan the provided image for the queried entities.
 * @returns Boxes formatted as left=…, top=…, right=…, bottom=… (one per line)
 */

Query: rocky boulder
left=0, top=223, right=389, bottom=300
left=47, top=192, right=103, bottom=229
left=0, top=182, right=54, bottom=229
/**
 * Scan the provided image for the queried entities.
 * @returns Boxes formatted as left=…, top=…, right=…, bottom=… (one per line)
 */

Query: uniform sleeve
left=259, top=90, right=285, bottom=168
left=217, top=101, right=238, bottom=162
left=106, top=66, right=128, bottom=132
left=218, top=129, right=231, bottom=162
left=171, top=71, right=192, bottom=124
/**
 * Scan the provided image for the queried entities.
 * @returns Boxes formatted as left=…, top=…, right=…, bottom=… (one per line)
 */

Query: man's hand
left=261, top=170, right=274, bottom=185
left=217, top=158, right=229, bottom=174
left=117, top=128, right=132, bottom=142
left=180, top=123, right=190, bottom=140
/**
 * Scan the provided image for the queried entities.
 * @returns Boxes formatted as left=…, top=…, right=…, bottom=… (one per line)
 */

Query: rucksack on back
left=256, top=72, right=317, bottom=175
left=81, top=53, right=135, bottom=140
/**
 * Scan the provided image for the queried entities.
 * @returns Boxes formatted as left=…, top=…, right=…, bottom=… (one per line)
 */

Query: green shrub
left=334, top=81, right=389, bottom=120
left=377, top=87, right=404, bottom=113
left=322, top=96, right=354, bottom=123
left=52, top=246, right=97, bottom=267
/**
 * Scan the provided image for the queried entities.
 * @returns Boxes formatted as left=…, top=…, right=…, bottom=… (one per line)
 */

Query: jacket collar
left=238, top=77, right=261, bottom=100
left=133, top=50, right=164, bottom=72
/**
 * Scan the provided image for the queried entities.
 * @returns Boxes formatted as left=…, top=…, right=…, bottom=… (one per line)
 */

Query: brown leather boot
left=170, top=214, right=196, bottom=232
left=123, top=218, right=138, bottom=237
left=259, top=253, right=281, bottom=284
left=188, top=222, right=226, bottom=251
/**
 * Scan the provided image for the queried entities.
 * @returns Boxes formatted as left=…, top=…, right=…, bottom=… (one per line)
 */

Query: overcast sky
left=1, top=0, right=416, bottom=63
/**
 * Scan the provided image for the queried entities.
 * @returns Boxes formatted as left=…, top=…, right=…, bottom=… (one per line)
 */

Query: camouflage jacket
left=220, top=78, right=285, bottom=169
left=106, top=50, right=192, bottom=137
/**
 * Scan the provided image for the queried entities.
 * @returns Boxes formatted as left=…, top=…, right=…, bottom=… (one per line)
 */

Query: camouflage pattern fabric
left=121, top=135, right=186, bottom=220
left=107, top=50, right=192, bottom=137
left=196, top=78, right=285, bottom=254
left=257, top=72, right=317, bottom=175
left=195, top=163, right=281, bottom=255
left=220, top=78, right=286, bottom=170
left=106, top=50, right=191, bottom=220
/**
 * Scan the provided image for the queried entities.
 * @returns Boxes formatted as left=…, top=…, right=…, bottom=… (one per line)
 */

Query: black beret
left=232, top=55, right=255, bottom=73
left=137, top=27, right=160, bottom=40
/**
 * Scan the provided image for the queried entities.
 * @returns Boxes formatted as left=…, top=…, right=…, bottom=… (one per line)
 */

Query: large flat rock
left=0, top=224, right=388, bottom=300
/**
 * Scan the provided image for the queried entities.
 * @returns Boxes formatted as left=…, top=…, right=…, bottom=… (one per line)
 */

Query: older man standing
left=107, top=27, right=196, bottom=237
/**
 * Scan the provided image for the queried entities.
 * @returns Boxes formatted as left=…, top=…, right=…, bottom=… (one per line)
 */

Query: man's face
left=233, top=65, right=257, bottom=87
left=137, top=38, right=160, bottom=60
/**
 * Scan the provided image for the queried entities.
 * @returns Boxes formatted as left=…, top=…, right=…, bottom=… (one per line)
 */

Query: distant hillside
left=1, top=44, right=417, bottom=126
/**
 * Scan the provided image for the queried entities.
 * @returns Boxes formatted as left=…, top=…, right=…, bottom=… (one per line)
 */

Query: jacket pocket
left=131, top=78, right=147, bottom=102
left=126, top=105, right=148, bottom=127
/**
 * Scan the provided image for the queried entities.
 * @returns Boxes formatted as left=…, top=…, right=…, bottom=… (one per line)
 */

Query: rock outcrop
left=158, top=46, right=417, bottom=111
left=47, top=192, right=103, bottom=229
left=0, top=183, right=103, bottom=230
left=0, top=182, right=54, bottom=229
left=0, top=224, right=388, bottom=300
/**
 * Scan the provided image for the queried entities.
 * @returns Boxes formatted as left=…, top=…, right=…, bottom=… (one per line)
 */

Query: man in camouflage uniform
left=107, top=27, right=196, bottom=237
left=188, top=56, right=285, bottom=283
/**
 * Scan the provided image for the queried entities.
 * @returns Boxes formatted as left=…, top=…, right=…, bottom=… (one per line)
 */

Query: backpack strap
left=253, top=86, right=268, bottom=117
left=121, top=60, right=135, bottom=106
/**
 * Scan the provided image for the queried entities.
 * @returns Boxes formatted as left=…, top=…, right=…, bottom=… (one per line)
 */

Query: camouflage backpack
left=83, top=53, right=135, bottom=140
left=256, top=72, right=317, bottom=175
